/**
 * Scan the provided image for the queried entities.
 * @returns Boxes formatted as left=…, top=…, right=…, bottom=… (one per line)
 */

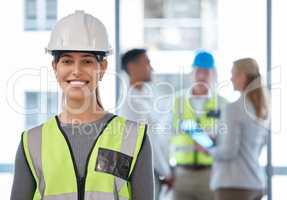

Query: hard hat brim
left=45, top=48, right=113, bottom=56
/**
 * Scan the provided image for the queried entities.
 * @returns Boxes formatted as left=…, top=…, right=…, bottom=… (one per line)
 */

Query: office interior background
left=0, top=0, right=286, bottom=199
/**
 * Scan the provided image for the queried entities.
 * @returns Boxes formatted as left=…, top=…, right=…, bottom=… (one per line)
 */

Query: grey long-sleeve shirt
left=11, top=113, right=154, bottom=200
left=209, top=96, right=268, bottom=191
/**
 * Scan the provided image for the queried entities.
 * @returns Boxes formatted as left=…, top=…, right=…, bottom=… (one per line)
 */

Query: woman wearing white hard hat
left=11, top=11, right=154, bottom=200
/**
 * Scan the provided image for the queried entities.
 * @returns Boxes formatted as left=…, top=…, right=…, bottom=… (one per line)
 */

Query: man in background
left=170, top=50, right=227, bottom=200
left=118, top=48, right=172, bottom=200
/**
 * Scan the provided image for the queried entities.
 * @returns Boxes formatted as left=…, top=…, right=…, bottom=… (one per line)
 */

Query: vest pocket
left=95, top=148, right=132, bottom=180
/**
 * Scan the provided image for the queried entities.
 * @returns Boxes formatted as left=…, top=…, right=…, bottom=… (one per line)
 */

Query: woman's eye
left=61, top=59, right=73, bottom=65
left=82, top=59, right=94, bottom=65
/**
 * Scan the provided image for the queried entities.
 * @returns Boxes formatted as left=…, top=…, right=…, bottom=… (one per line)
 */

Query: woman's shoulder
left=116, top=115, right=147, bottom=125
left=22, top=124, right=44, bottom=142
left=23, top=115, right=58, bottom=136
left=115, top=115, right=148, bottom=133
left=226, top=97, right=269, bottom=129
left=225, top=96, right=249, bottom=112
left=225, top=99, right=241, bottom=114
left=222, top=97, right=250, bottom=123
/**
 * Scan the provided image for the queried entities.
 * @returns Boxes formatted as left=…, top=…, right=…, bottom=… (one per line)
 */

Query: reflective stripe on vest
left=22, top=115, right=146, bottom=200
left=171, top=96, right=217, bottom=166
left=22, top=125, right=43, bottom=199
left=37, top=192, right=128, bottom=200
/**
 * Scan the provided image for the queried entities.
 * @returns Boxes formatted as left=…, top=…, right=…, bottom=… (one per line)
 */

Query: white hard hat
left=46, top=10, right=112, bottom=55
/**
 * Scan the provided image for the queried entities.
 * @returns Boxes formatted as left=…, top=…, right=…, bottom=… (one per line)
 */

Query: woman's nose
left=72, top=63, right=81, bottom=76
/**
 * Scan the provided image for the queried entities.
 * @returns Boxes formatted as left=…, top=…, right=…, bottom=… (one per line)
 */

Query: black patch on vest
left=95, top=148, right=132, bottom=180
left=206, top=109, right=221, bottom=119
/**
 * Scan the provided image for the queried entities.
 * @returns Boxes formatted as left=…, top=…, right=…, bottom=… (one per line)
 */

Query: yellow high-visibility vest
left=22, top=115, right=146, bottom=200
left=170, top=96, right=218, bottom=166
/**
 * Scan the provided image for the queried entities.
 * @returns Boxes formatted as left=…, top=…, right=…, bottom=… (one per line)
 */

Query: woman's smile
left=66, top=80, right=90, bottom=87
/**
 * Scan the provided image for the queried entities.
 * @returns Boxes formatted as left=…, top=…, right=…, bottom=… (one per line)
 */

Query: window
left=46, top=0, right=57, bottom=29
left=25, top=91, right=58, bottom=129
left=144, top=0, right=217, bottom=50
left=24, top=0, right=57, bottom=31
left=25, top=0, right=37, bottom=30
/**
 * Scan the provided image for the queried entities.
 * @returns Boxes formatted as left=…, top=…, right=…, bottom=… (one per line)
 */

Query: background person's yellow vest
left=170, top=96, right=218, bottom=166
left=22, top=115, right=146, bottom=200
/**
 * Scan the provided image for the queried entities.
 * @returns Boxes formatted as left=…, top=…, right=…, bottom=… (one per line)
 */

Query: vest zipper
left=81, top=115, right=117, bottom=200
left=78, top=177, right=85, bottom=200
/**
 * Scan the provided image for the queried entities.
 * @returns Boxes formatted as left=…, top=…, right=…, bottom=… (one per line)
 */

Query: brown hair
left=233, top=58, right=268, bottom=120
left=95, top=87, right=103, bottom=109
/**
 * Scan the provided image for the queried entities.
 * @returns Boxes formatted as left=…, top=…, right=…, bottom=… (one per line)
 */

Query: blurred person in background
left=119, top=48, right=172, bottom=200
left=209, top=58, right=269, bottom=200
left=170, top=50, right=227, bottom=200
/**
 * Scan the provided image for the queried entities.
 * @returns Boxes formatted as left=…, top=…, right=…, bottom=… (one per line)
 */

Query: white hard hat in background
left=46, top=10, right=112, bottom=55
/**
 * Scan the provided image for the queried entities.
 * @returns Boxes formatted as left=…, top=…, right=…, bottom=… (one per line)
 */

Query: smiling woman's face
left=52, top=52, right=107, bottom=101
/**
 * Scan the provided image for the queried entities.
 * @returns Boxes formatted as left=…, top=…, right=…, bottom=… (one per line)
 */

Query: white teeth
left=69, top=81, right=86, bottom=85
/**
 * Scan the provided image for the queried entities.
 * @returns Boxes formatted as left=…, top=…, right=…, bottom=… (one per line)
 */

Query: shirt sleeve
left=131, top=133, right=155, bottom=200
left=209, top=103, right=242, bottom=161
left=10, top=139, right=36, bottom=200
left=148, top=105, right=172, bottom=177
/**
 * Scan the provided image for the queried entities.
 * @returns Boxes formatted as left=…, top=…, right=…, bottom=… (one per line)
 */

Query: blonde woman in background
left=209, top=58, right=269, bottom=200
